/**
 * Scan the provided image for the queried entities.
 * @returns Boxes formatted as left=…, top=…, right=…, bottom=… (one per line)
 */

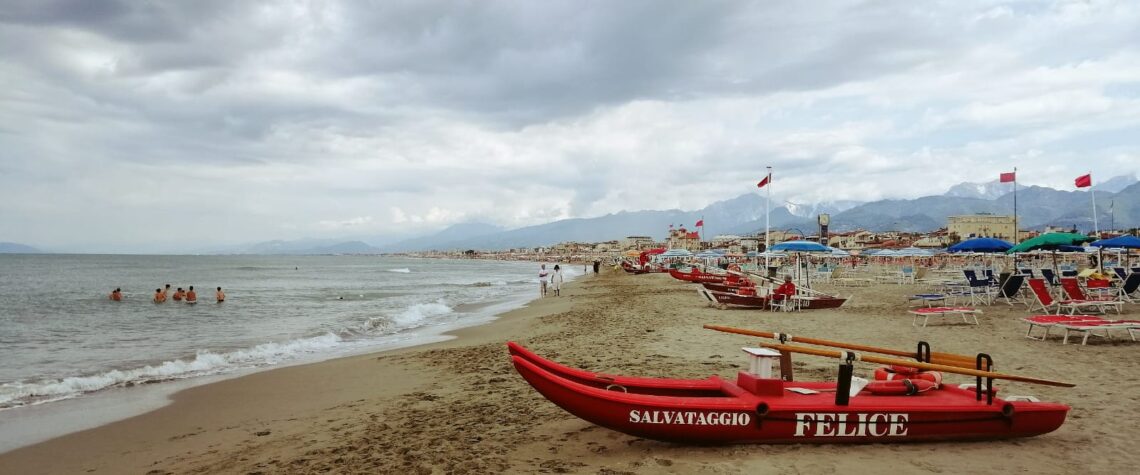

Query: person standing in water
left=162, top=283, right=171, bottom=300
left=109, top=288, right=123, bottom=301
left=215, top=286, right=225, bottom=303
left=172, top=287, right=185, bottom=302
left=153, top=288, right=166, bottom=303
left=550, top=264, right=564, bottom=297
left=185, top=286, right=198, bottom=304
left=538, top=264, right=550, bottom=297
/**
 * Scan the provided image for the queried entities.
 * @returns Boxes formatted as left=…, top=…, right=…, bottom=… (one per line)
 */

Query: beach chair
left=1018, top=268, right=1035, bottom=278
left=898, top=266, right=915, bottom=284
left=1118, top=273, right=1140, bottom=302
left=1022, top=315, right=1107, bottom=341
left=1026, top=279, right=1111, bottom=315
left=1040, top=268, right=1060, bottom=285
left=963, top=270, right=996, bottom=305
left=1112, top=267, right=1129, bottom=282
left=1060, top=278, right=1124, bottom=314
left=997, top=274, right=1026, bottom=306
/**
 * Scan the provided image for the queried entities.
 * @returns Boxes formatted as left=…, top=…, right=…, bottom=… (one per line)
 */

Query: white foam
left=392, top=300, right=453, bottom=326
left=386, top=268, right=412, bottom=273
left=0, top=333, right=343, bottom=410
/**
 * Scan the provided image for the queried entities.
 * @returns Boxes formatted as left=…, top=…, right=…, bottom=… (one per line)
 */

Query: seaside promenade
left=1, top=268, right=1136, bottom=474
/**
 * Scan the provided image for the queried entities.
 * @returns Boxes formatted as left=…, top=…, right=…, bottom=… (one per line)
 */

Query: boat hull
left=669, top=268, right=728, bottom=283
left=510, top=343, right=1069, bottom=444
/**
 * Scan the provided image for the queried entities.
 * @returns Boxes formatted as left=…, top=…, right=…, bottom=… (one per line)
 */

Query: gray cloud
left=1, top=0, right=1139, bottom=252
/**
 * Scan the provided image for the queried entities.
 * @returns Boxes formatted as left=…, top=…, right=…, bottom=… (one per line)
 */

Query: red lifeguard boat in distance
left=508, top=342, right=1069, bottom=444
left=669, top=267, right=728, bottom=283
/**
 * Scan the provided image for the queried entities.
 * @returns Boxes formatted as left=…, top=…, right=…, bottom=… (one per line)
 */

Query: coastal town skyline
left=3, top=1, right=1139, bottom=253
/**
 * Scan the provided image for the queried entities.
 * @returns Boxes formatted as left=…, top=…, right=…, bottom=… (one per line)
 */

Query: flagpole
left=765, top=166, right=772, bottom=270
left=1089, top=171, right=1098, bottom=237
left=1012, top=166, right=1018, bottom=244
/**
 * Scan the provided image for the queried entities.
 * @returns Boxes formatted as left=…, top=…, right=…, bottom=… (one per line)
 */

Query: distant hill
left=0, top=242, right=40, bottom=254
left=383, top=222, right=505, bottom=252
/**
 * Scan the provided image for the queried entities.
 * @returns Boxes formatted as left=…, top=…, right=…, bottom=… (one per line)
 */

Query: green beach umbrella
left=1007, top=232, right=1095, bottom=279
left=1006, top=232, right=1095, bottom=254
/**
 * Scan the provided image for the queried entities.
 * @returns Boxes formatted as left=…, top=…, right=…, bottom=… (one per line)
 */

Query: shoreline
left=0, top=270, right=581, bottom=474
left=2, top=269, right=1136, bottom=474
left=0, top=265, right=562, bottom=454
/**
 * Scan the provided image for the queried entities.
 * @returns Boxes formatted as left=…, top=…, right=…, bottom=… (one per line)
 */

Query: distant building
left=948, top=214, right=1015, bottom=241
left=666, top=228, right=701, bottom=251
left=621, top=236, right=655, bottom=250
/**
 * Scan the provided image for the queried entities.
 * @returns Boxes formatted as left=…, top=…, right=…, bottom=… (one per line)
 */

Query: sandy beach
left=1, top=268, right=1137, bottom=474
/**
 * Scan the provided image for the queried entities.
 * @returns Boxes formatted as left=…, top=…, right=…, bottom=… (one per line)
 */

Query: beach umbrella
left=948, top=237, right=1013, bottom=253
left=770, top=240, right=829, bottom=253
left=894, top=247, right=933, bottom=257
left=1007, top=232, right=1096, bottom=276
left=659, top=248, right=693, bottom=257
left=1089, top=235, right=1140, bottom=249
left=826, top=246, right=850, bottom=257
left=1089, top=235, right=1140, bottom=269
left=1006, top=233, right=1094, bottom=254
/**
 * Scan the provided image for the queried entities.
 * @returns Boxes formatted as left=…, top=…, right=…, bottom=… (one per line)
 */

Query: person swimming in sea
left=153, top=288, right=166, bottom=303
left=185, top=286, right=198, bottom=304
left=109, top=288, right=123, bottom=301
left=215, top=286, right=225, bottom=303
left=172, top=287, right=185, bottom=302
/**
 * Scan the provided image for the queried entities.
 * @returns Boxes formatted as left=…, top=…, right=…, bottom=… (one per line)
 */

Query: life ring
left=873, top=366, right=943, bottom=387
left=864, top=379, right=937, bottom=396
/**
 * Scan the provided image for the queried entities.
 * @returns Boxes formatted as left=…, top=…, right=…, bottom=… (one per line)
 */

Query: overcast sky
left=2, top=1, right=1139, bottom=252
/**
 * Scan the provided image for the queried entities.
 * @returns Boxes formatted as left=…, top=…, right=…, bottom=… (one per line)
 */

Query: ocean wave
left=386, top=268, right=412, bottom=273
left=468, top=280, right=509, bottom=287
left=0, top=333, right=343, bottom=410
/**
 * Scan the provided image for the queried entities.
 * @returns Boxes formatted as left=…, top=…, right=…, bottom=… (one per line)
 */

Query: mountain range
left=378, top=174, right=1140, bottom=252
left=0, top=242, right=40, bottom=254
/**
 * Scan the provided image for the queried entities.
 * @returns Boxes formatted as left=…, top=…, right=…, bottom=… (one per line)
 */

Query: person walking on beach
left=153, top=288, right=166, bottom=303
left=216, top=286, right=225, bottom=303
left=109, top=288, right=123, bottom=301
left=593, top=259, right=600, bottom=275
left=538, top=264, right=550, bottom=297
left=172, top=287, right=185, bottom=302
left=185, top=286, right=198, bottom=304
left=551, top=264, right=564, bottom=297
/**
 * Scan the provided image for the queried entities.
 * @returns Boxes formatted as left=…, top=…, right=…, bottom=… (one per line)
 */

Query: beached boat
left=508, top=342, right=1070, bottom=444
left=703, top=289, right=847, bottom=309
left=669, top=268, right=728, bottom=283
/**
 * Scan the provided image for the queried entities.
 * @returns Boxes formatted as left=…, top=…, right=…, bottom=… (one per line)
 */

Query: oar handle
left=703, top=324, right=979, bottom=368
left=760, top=342, right=1075, bottom=388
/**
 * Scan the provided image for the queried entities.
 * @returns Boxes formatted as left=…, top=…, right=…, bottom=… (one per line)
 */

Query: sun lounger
left=1054, top=320, right=1140, bottom=345
left=908, top=294, right=946, bottom=307
left=909, top=306, right=980, bottom=327
left=1022, top=315, right=1107, bottom=341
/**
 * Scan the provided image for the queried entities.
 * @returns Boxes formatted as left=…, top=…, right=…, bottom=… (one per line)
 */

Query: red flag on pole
left=999, top=172, right=1015, bottom=183
left=1074, top=174, right=1092, bottom=188
left=757, top=174, right=771, bottom=188
left=695, top=219, right=704, bottom=227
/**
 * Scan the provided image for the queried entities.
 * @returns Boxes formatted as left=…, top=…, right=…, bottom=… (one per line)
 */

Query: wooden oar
left=760, top=342, right=1075, bottom=388
left=703, top=324, right=979, bottom=368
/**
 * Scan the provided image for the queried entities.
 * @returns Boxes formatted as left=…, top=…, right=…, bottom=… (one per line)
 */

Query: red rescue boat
left=508, top=342, right=1069, bottom=444
left=669, top=268, right=728, bottom=283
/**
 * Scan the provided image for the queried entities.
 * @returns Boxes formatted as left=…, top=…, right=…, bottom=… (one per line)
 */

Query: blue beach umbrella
left=1089, top=235, right=1140, bottom=249
left=948, top=237, right=1013, bottom=253
left=770, top=240, right=830, bottom=253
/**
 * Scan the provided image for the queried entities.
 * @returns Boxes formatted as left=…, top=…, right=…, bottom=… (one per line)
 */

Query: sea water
left=0, top=254, right=573, bottom=450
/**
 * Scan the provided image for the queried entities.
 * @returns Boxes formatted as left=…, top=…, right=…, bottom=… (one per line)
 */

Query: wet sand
left=1, top=269, right=1136, bottom=474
